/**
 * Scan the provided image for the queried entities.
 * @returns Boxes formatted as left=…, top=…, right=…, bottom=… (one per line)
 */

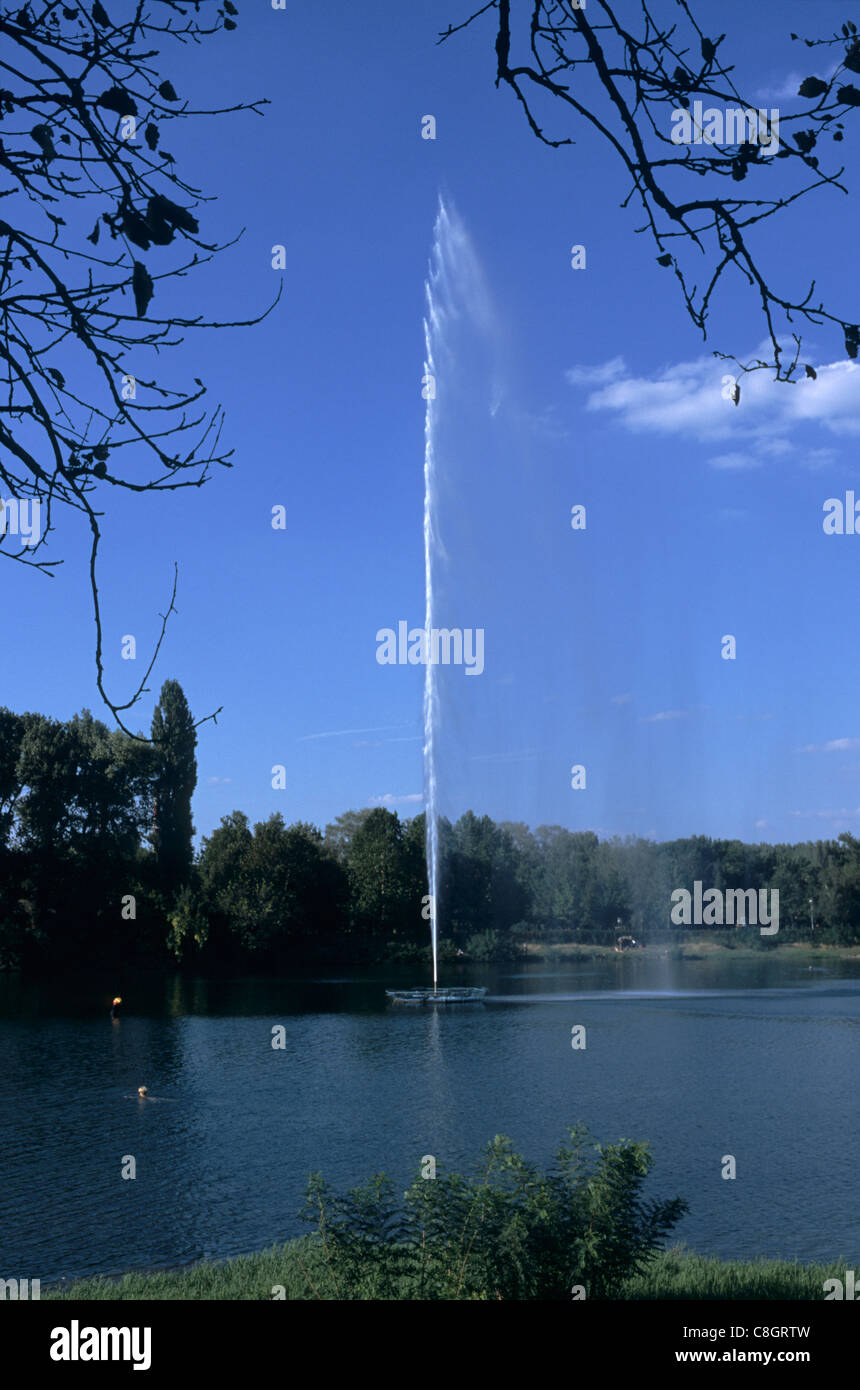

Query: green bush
left=464, top=929, right=521, bottom=961
left=300, top=1124, right=687, bottom=1300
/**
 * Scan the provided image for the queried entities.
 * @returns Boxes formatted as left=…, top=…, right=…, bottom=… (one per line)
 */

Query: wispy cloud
left=205, top=776, right=233, bottom=785
left=299, top=724, right=415, bottom=742
left=639, top=709, right=692, bottom=724
left=368, top=792, right=423, bottom=807
left=611, top=692, right=633, bottom=706
left=755, top=61, right=841, bottom=104
left=800, top=737, right=860, bottom=754
left=566, top=356, right=627, bottom=387
left=566, top=351, right=860, bottom=444
left=707, top=451, right=763, bottom=471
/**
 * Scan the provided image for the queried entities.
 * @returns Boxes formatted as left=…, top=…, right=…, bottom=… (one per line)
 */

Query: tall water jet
left=422, top=223, right=443, bottom=991
left=420, top=198, right=498, bottom=994
left=423, top=298, right=440, bottom=989
left=389, top=202, right=496, bottom=1008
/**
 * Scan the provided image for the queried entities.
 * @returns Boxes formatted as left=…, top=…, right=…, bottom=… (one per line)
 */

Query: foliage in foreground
left=298, top=1126, right=687, bottom=1300
left=44, top=1245, right=841, bottom=1303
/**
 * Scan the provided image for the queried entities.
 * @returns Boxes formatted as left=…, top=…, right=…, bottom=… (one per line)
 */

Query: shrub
left=300, top=1124, right=687, bottom=1300
left=464, top=929, right=521, bottom=961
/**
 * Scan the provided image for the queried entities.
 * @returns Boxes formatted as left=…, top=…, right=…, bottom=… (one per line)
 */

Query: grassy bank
left=520, top=939, right=860, bottom=963
left=43, top=1243, right=842, bottom=1301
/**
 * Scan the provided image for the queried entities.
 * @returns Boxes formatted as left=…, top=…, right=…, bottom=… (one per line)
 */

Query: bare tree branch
left=0, top=0, right=274, bottom=731
left=441, top=0, right=860, bottom=382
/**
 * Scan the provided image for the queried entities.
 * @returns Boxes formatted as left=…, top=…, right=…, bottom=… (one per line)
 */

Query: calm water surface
left=1, top=954, right=858, bottom=1283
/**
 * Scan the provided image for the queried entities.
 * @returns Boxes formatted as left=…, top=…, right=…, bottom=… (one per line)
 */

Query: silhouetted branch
left=0, top=0, right=275, bottom=729
left=441, top=0, right=860, bottom=381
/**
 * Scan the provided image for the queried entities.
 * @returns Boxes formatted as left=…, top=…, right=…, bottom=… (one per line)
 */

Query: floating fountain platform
left=386, top=986, right=487, bottom=1005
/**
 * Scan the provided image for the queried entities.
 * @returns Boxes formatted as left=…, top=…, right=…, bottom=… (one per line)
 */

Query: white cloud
left=565, top=356, right=627, bottom=387
left=707, top=451, right=762, bottom=471
left=566, top=351, right=860, bottom=444
left=756, top=437, right=794, bottom=458
left=611, top=692, right=633, bottom=706
left=755, top=61, right=841, bottom=104
left=368, top=792, right=423, bottom=807
left=205, top=776, right=232, bottom=785
left=800, top=737, right=860, bottom=753
left=640, top=709, right=691, bottom=723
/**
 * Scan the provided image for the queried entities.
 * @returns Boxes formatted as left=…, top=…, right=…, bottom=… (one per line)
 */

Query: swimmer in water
left=123, top=1085, right=174, bottom=1102
left=110, top=996, right=122, bottom=1020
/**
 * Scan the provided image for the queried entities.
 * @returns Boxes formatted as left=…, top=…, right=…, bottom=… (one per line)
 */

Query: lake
left=1, top=953, right=858, bottom=1286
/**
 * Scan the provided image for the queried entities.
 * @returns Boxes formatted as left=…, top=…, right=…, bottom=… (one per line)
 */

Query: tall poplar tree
left=151, top=680, right=197, bottom=888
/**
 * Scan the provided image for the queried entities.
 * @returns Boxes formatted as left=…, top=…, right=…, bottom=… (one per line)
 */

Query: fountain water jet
left=387, top=199, right=494, bottom=1008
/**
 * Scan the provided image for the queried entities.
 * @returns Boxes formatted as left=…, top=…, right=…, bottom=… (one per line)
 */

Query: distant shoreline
left=520, top=939, right=860, bottom=962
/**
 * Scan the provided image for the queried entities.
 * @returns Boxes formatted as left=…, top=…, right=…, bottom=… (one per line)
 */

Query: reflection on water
left=1, top=955, right=858, bottom=1283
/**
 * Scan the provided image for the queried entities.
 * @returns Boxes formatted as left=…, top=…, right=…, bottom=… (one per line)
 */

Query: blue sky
left=4, top=0, right=860, bottom=847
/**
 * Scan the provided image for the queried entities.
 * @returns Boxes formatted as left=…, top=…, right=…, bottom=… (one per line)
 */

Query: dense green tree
left=5, top=695, right=860, bottom=970
left=198, top=811, right=347, bottom=960
left=323, top=809, right=375, bottom=865
left=441, top=812, right=529, bottom=941
left=347, top=808, right=413, bottom=938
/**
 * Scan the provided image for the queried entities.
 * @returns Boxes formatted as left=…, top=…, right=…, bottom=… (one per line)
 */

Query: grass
left=42, top=1242, right=842, bottom=1301
left=622, top=1248, right=842, bottom=1300
left=521, top=939, right=860, bottom=962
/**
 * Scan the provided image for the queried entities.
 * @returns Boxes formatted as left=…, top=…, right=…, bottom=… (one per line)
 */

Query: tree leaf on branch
left=132, top=260, right=154, bottom=317
left=97, top=87, right=138, bottom=118
left=30, top=124, right=56, bottom=160
left=122, top=209, right=152, bottom=250
left=148, top=193, right=199, bottom=235
left=158, top=80, right=179, bottom=102
left=798, top=76, right=829, bottom=98
left=91, top=1, right=110, bottom=26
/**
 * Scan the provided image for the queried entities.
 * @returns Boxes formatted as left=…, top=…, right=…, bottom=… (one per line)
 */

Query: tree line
left=3, top=690, right=860, bottom=970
